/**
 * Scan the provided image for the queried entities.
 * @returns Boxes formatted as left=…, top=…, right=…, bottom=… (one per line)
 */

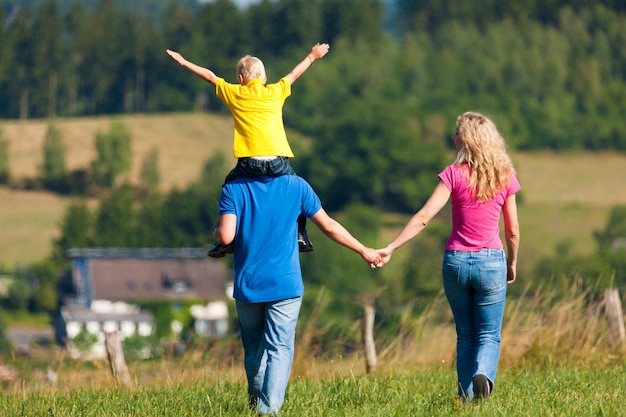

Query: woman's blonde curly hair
left=453, top=112, right=516, bottom=203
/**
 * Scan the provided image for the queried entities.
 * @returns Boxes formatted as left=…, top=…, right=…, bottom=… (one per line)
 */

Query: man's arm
left=309, top=208, right=381, bottom=266
left=166, top=49, right=218, bottom=86
left=284, top=43, right=330, bottom=85
left=213, top=214, right=237, bottom=245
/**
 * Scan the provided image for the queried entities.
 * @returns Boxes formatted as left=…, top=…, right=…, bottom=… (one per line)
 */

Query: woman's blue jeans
left=442, top=249, right=507, bottom=398
left=236, top=297, right=302, bottom=415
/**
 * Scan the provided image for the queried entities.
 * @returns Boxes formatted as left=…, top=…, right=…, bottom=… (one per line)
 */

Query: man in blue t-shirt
left=214, top=175, right=381, bottom=415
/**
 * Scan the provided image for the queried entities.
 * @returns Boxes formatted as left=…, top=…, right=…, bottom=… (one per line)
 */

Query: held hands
left=362, top=246, right=394, bottom=269
left=360, top=247, right=383, bottom=269
left=374, top=246, right=394, bottom=268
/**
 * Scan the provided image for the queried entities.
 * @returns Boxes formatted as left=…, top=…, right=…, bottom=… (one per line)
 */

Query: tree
left=94, top=186, right=137, bottom=247
left=9, top=7, right=36, bottom=119
left=594, top=205, right=626, bottom=253
left=40, top=123, right=67, bottom=191
left=0, top=311, right=12, bottom=354
left=320, top=0, right=385, bottom=44
left=31, top=0, right=64, bottom=118
left=91, top=121, right=133, bottom=187
left=52, top=200, right=94, bottom=264
left=27, top=259, right=61, bottom=314
left=0, top=129, right=9, bottom=184
left=139, top=147, right=161, bottom=194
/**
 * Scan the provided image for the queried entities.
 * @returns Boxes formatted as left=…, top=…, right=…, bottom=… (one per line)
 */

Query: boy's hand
left=309, top=43, right=330, bottom=61
left=166, top=49, right=185, bottom=65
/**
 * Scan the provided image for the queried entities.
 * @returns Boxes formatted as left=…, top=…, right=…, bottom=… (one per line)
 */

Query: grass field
left=1, top=114, right=626, bottom=268
left=1, top=365, right=625, bottom=416
left=1, top=280, right=624, bottom=416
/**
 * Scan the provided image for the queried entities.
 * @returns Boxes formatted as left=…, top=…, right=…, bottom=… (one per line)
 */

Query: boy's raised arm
left=166, top=49, right=218, bottom=86
left=284, top=43, right=330, bottom=85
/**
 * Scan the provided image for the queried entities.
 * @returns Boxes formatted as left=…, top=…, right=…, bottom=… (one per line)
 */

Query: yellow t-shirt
left=215, top=77, right=294, bottom=158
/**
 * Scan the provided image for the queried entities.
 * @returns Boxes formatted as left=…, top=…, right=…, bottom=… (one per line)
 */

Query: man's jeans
left=236, top=297, right=302, bottom=414
left=442, top=249, right=507, bottom=398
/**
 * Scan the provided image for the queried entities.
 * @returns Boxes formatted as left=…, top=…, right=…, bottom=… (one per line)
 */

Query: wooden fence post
left=603, top=288, right=625, bottom=349
left=362, top=303, right=377, bottom=375
left=105, top=330, right=132, bottom=388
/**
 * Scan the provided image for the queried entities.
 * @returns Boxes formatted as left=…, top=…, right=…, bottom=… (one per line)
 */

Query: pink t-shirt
left=438, top=164, right=521, bottom=251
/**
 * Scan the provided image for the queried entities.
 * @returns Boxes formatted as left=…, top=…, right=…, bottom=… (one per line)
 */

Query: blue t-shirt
left=218, top=175, right=322, bottom=303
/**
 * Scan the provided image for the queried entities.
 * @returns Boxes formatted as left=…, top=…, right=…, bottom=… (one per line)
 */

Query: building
left=56, top=248, right=228, bottom=358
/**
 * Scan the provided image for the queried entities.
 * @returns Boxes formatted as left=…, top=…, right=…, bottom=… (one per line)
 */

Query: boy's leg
left=211, top=158, right=315, bottom=257
left=209, top=161, right=249, bottom=258
left=266, top=158, right=314, bottom=252
left=210, top=158, right=281, bottom=258
left=297, top=214, right=313, bottom=252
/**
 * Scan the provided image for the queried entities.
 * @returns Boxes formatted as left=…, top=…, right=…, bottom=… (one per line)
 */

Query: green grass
left=0, top=278, right=624, bottom=416
left=1, top=366, right=624, bottom=416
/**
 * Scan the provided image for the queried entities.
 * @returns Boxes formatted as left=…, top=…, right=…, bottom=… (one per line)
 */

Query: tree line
left=1, top=0, right=625, bottom=153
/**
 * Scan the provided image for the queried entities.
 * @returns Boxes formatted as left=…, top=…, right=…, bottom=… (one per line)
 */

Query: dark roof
left=68, top=248, right=227, bottom=302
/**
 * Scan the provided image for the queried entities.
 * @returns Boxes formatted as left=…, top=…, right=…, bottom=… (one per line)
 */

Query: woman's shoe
left=473, top=374, right=491, bottom=399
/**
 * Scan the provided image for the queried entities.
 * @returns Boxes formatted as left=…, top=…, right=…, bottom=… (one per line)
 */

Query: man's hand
left=360, top=247, right=382, bottom=268
left=373, top=247, right=394, bottom=268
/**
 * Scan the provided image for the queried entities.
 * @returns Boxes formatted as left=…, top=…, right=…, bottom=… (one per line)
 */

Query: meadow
left=1, top=279, right=625, bottom=416
left=2, top=113, right=626, bottom=268
left=2, top=366, right=625, bottom=416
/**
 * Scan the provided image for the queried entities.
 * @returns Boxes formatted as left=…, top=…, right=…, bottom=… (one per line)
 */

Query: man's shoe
left=208, top=242, right=234, bottom=258
left=298, top=230, right=314, bottom=253
left=473, top=374, right=491, bottom=399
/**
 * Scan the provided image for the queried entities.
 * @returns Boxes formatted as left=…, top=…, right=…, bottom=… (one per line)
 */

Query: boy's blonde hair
left=237, top=55, right=266, bottom=83
left=453, top=111, right=516, bottom=203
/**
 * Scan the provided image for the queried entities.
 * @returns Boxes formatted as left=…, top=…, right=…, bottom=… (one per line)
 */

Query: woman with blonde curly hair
left=377, top=111, right=521, bottom=400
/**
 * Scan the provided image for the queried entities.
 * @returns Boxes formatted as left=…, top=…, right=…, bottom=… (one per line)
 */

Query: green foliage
left=70, top=326, right=98, bottom=354
left=0, top=310, right=12, bottom=354
left=299, top=203, right=384, bottom=346
left=5, top=277, right=32, bottom=311
left=94, top=186, right=137, bottom=246
left=25, top=258, right=61, bottom=314
left=534, top=204, right=626, bottom=289
left=139, top=147, right=161, bottom=195
left=0, top=0, right=624, bottom=155
left=53, top=200, right=94, bottom=263
left=91, top=122, right=132, bottom=187
left=121, top=333, right=153, bottom=361
left=593, top=205, right=626, bottom=252
left=137, top=301, right=173, bottom=340
left=0, top=129, right=9, bottom=183
left=40, top=123, right=67, bottom=190
left=52, top=152, right=228, bottom=258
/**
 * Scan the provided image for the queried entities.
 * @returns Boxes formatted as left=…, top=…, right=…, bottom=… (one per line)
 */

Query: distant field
left=2, top=112, right=236, bottom=191
left=1, top=113, right=626, bottom=268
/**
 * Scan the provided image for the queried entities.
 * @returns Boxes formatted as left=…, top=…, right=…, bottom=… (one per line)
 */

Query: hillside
left=1, top=113, right=626, bottom=267
left=1, top=113, right=236, bottom=191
